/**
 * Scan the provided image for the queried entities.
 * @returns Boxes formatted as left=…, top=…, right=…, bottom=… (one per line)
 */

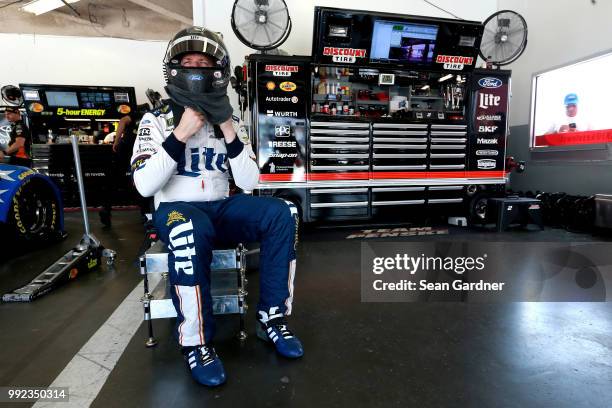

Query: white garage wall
left=0, top=33, right=167, bottom=106
left=204, top=0, right=497, bottom=71
left=498, top=0, right=612, bottom=126
left=0, top=1, right=496, bottom=109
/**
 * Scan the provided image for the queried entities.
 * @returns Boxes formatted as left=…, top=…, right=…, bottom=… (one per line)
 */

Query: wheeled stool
left=139, top=239, right=249, bottom=347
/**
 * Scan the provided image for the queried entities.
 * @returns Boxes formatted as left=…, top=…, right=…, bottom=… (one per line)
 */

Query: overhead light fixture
left=438, top=74, right=453, bottom=83
left=20, top=0, right=80, bottom=16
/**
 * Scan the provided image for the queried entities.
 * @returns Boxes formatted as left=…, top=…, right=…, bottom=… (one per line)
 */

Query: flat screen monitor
left=531, top=51, right=612, bottom=148
left=45, top=91, right=79, bottom=107
left=370, top=20, right=439, bottom=64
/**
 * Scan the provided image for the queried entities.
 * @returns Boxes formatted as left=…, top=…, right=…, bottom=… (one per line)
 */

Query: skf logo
left=478, top=125, right=499, bottom=133
left=279, top=82, right=297, bottom=92
left=477, top=159, right=497, bottom=170
left=478, top=77, right=502, bottom=89
left=323, top=47, right=367, bottom=64
left=478, top=93, right=501, bottom=109
left=265, top=65, right=299, bottom=77
left=436, top=55, right=473, bottom=70
left=275, top=125, right=291, bottom=137
left=166, top=210, right=186, bottom=226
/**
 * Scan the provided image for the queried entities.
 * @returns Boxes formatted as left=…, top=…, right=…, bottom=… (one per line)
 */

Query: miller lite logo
left=323, top=47, right=367, bottom=63
left=479, top=93, right=501, bottom=109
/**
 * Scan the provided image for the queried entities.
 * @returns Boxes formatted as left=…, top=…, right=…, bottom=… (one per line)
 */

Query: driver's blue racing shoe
left=257, top=307, right=304, bottom=359
left=184, top=345, right=226, bottom=386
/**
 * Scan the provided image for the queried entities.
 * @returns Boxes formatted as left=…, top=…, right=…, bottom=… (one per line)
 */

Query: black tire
left=8, top=177, right=61, bottom=242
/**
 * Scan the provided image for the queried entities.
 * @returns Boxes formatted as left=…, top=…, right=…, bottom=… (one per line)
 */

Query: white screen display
left=532, top=52, right=612, bottom=147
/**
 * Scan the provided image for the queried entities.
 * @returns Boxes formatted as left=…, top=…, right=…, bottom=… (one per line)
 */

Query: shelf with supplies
left=355, top=100, right=389, bottom=105
left=312, top=94, right=353, bottom=102
left=411, top=96, right=444, bottom=100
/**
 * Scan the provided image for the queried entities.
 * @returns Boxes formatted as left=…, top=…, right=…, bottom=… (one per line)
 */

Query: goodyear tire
left=8, top=177, right=61, bottom=242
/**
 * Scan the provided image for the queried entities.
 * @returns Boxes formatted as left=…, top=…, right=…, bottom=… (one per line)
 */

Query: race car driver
left=130, top=26, right=303, bottom=387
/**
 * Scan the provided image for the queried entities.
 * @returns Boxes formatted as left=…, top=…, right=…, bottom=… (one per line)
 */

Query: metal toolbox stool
left=140, top=240, right=248, bottom=347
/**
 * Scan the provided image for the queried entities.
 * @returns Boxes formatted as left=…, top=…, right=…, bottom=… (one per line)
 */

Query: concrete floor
left=1, top=211, right=611, bottom=407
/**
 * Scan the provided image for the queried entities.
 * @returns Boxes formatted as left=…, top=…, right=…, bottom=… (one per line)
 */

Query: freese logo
left=478, top=77, right=502, bottom=89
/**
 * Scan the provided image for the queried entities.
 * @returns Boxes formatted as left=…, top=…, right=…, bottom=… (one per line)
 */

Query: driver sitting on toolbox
left=130, top=26, right=303, bottom=387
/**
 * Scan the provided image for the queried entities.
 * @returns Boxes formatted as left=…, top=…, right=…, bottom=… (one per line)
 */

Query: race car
left=0, top=163, right=65, bottom=243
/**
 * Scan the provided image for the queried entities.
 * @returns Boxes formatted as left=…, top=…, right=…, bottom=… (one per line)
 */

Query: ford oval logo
left=478, top=77, right=502, bottom=89
left=189, top=74, right=204, bottom=81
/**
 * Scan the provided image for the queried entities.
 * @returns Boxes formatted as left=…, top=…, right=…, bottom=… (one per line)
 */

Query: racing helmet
left=163, top=26, right=231, bottom=94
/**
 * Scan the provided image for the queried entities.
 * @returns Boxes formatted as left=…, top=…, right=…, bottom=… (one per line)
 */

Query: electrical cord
left=422, top=0, right=464, bottom=20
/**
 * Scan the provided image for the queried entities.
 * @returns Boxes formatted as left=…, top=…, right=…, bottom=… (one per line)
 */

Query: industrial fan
left=479, top=10, right=528, bottom=67
left=231, top=0, right=292, bottom=52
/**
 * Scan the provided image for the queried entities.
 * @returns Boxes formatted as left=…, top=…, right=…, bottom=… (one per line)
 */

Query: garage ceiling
left=0, top=0, right=193, bottom=40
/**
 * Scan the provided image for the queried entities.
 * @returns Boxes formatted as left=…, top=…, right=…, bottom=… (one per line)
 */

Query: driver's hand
left=174, top=107, right=205, bottom=142
left=558, top=125, right=569, bottom=133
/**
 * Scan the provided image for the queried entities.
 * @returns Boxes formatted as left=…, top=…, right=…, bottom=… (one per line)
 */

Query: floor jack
left=2, top=135, right=116, bottom=302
